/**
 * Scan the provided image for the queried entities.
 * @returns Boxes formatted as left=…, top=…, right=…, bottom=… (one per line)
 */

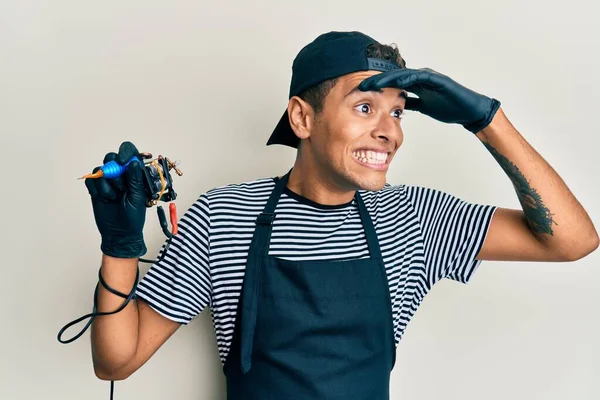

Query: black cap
left=267, top=31, right=403, bottom=148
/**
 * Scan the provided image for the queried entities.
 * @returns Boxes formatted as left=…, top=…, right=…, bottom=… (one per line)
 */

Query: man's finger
left=117, top=141, right=140, bottom=165
left=358, top=68, right=420, bottom=91
left=395, top=73, right=423, bottom=90
left=404, top=97, right=422, bottom=111
left=93, top=166, right=117, bottom=201
left=103, top=152, right=117, bottom=165
left=359, top=68, right=442, bottom=92
left=124, top=161, right=147, bottom=209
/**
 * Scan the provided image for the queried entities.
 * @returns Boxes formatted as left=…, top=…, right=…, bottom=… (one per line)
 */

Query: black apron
left=224, top=170, right=396, bottom=399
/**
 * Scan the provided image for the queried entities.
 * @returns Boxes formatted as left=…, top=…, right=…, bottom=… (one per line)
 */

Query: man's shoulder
left=203, top=176, right=277, bottom=204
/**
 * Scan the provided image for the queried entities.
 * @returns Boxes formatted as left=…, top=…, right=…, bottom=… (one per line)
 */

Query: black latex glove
left=85, top=141, right=147, bottom=258
left=359, top=68, right=501, bottom=134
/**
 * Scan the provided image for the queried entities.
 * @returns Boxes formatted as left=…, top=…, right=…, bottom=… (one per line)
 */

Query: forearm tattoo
left=482, top=142, right=556, bottom=237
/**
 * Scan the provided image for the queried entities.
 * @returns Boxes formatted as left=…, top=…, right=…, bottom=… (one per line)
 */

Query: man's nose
left=372, top=114, right=402, bottom=143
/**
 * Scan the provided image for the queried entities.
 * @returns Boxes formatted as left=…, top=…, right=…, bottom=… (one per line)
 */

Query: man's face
left=307, top=70, right=406, bottom=192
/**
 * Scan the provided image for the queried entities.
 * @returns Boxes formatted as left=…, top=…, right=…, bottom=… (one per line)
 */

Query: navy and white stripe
left=136, top=177, right=497, bottom=364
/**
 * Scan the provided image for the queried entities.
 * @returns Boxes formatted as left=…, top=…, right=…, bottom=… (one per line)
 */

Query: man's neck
left=285, top=160, right=356, bottom=206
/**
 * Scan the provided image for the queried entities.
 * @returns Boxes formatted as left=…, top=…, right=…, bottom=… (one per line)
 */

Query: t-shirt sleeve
left=404, top=185, right=497, bottom=284
left=135, top=194, right=212, bottom=324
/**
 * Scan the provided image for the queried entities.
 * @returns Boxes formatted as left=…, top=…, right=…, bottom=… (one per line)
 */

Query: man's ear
left=288, top=96, right=314, bottom=140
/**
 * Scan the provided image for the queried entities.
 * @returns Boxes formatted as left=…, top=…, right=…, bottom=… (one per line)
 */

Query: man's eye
left=355, top=104, right=371, bottom=114
left=391, top=109, right=404, bottom=119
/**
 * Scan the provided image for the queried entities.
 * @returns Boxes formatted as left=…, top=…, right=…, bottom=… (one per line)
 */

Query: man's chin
left=354, top=175, right=387, bottom=192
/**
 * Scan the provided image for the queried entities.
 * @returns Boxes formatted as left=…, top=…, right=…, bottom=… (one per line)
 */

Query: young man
left=85, top=31, right=598, bottom=399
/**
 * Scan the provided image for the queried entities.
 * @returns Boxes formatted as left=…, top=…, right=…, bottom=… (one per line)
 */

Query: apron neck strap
left=259, top=169, right=291, bottom=218
left=354, top=191, right=383, bottom=261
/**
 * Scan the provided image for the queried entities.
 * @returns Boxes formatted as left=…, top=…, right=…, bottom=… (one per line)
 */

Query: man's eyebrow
left=344, top=86, right=371, bottom=98
left=345, top=85, right=408, bottom=99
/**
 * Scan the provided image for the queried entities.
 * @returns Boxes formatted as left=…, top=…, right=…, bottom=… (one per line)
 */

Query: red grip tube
left=169, top=203, right=178, bottom=235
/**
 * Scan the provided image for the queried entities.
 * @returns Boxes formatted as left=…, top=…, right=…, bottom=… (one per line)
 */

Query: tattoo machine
left=79, top=152, right=184, bottom=238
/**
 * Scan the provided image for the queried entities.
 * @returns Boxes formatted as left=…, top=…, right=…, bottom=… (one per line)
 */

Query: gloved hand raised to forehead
left=358, top=68, right=501, bottom=134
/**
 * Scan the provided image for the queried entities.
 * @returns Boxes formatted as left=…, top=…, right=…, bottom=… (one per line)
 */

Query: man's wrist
left=100, top=254, right=139, bottom=294
left=464, top=98, right=502, bottom=134
left=476, top=107, right=515, bottom=141
left=101, top=234, right=147, bottom=259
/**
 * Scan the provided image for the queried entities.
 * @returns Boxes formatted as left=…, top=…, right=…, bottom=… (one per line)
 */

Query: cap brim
left=266, top=109, right=300, bottom=148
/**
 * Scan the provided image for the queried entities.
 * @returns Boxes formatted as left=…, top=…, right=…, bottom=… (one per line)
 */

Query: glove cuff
left=101, top=234, right=147, bottom=259
left=464, top=98, right=501, bottom=134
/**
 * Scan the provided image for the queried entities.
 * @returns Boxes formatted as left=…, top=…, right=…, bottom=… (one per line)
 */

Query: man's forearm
left=476, top=108, right=599, bottom=258
left=91, top=255, right=140, bottom=378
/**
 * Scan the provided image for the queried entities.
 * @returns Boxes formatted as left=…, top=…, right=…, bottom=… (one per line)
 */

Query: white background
left=1, top=0, right=598, bottom=399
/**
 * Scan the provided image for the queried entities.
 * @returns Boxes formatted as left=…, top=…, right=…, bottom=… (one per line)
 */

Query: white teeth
left=352, top=150, right=388, bottom=165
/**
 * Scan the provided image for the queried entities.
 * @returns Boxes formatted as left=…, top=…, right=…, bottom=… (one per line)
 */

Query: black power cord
left=57, top=205, right=174, bottom=399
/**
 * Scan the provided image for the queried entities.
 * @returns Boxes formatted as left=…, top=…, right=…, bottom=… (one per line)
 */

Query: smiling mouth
left=352, top=149, right=389, bottom=166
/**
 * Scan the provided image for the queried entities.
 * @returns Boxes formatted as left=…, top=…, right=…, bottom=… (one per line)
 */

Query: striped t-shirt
left=135, top=176, right=497, bottom=365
